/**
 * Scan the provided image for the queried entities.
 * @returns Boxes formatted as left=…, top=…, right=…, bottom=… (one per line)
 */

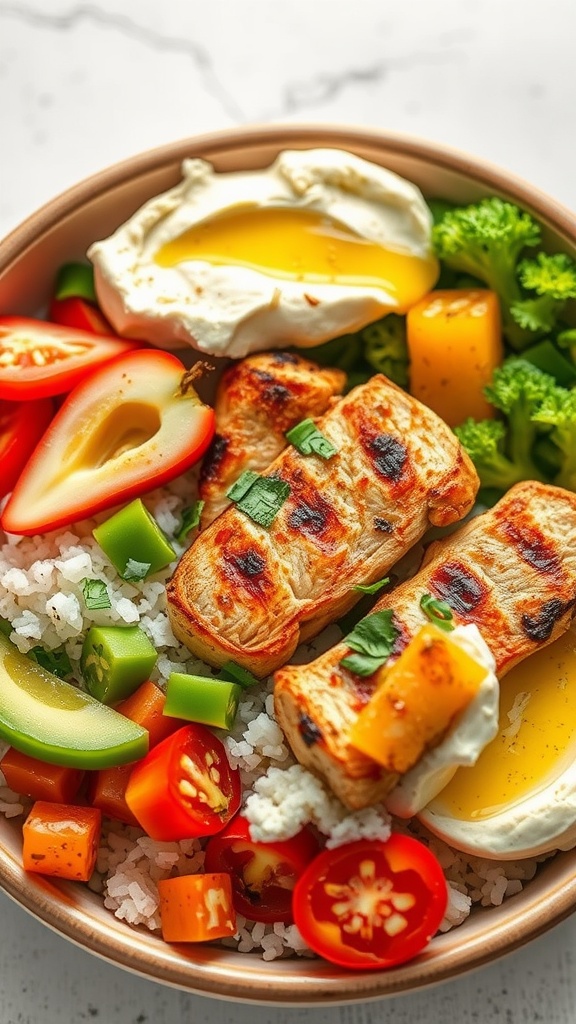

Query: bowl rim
left=1, top=122, right=576, bottom=1004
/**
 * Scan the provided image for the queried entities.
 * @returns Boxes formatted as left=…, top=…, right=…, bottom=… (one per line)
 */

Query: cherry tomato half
left=292, top=836, right=448, bottom=970
left=204, top=813, right=320, bottom=923
left=0, top=397, right=54, bottom=500
left=48, top=297, right=113, bottom=335
left=124, top=724, right=241, bottom=842
left=0, top=316, right=139, bottom=399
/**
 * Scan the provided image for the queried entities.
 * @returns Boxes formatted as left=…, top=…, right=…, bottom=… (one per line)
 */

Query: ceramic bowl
left=1, top=124, right=575, bottom=1005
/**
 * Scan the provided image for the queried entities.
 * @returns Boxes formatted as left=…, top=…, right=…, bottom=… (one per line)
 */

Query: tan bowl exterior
left=1, top=124, right=576, bottom=1004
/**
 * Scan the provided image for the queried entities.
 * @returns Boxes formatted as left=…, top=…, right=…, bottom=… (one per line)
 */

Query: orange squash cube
left=407, top=289, right=503, bottom=426
left=158, top=873, right=237, bottom=942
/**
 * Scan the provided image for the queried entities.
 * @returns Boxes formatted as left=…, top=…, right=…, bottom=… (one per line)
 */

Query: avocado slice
left=0, top=632, right=149, bottom=768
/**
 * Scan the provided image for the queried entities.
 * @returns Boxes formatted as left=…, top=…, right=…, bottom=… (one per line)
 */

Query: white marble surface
left=1, top=0, right=576, bottom=1021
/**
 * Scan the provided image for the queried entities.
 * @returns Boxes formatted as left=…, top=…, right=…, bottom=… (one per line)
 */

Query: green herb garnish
left=420, top=593, right=455, bottom=632
left=353, top=576, right=390, bottom=596
left=340, top=609, right=399, bottom=677
left=122, top=558, right=152, bottom=582
left=29, top=645, right=73, bottom=679
left=285, top=419, right=338, bottom=460
left=175, top=500, right=205, bottom=544
left=219, top=660, right=260, bottom=689
left=227, top=471, right=290, bottom=528
left=81, top=578, right=112, bottom=610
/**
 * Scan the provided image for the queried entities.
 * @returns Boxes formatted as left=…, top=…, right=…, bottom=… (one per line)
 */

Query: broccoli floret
left=432, top=197, right=541, bottom=348
left=454, top=358, right=555, bottom=490
left=454, top=418, right=536, bottom=491
left=511, top=253, right=576, bottom=334
left=532, top=384, right=576, bottom=491
left=362, top=314, right=409, bottom=387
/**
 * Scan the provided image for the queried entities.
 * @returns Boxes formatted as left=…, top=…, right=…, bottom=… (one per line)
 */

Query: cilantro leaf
left=285, top=419, right=338, bottom=459
left=122, top=558, right=152, bottom=582
left=340, top=609, right=399, bottom=677
left=227, top=472, right=290, bottom=528
left=175, top=500, right=205, bottom=544
left=81, top=578, right=111, bottom=610
left=353, top=576, right=390, bottom=596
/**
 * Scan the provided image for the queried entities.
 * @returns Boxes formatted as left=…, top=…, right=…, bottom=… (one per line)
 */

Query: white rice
left=0, top=479, right=554, bottom=960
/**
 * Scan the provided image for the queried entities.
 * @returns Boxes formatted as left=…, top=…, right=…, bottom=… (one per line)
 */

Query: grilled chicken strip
left=274, top=481, right=576, bottom=809
left=199, top=352, right=346, bottom=527
left=167, top=373, right=479, bottom=677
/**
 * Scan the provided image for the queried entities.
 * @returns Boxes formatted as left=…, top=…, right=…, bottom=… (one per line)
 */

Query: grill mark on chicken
left=201, top=434, right=229, bottom=483
left=273, top=481, right=576, bottom=809
left=429, top=561, right=487, bottom=614
left=221, top=546, right=271, bottom=600
left=271, top=351, right=299, bottom=365
left=168, top=374, right=479, bottom=676
left=299, top=714, right=323, bottom=746
left=501, top=521, right=561, bottom=574
left=374, top=517, right=394, bottom=533
left=282, top=466, right=344, bottom=548
left=363, top=432, right=409, bottom=483
left=522, top=598, right=573, bottom=641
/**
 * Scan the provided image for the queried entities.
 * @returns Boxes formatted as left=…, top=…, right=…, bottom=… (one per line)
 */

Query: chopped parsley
left=175, top=500, right=204, bottom=544
left=340, top=609, right=399, bottom=677
left=29, top=645, right=73, bottom=679
left=285, top=418, right=338, bottom=459
left=420, top=592, right=455, bottom=632
left=227, top=471, right=290, bottom=528
left=81, top=578, right=111, bottom=610
left=353, top=576, right=390, bottom=596
left=122, top=558, right=152, bottom=582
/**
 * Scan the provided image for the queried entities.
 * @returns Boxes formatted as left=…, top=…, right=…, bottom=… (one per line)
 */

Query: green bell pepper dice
left=0, top=632, right=148, bottom=768
left=93, top=499, right=176, bottom=581
left=81, top=625, right=157, bottom=704
left=164, top=672, right=242, bottom=731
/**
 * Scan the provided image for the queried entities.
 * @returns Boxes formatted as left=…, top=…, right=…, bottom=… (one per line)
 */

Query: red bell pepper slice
left=1, top=349, right=215, bottom=536
left=0, top=316, right=140, bottom=400
left=0, top=397, right=54, bottom=500
left=48, top=297, right=113, bottom=336
left=204, top=813, right=320, bottom=923
left=124, top=724, right=242, bottom=842
left=292, top=835, right=448, bottom=970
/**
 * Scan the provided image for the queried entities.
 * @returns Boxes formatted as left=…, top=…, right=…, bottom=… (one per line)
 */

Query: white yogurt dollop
left=88, top=149, right=437, bottom=358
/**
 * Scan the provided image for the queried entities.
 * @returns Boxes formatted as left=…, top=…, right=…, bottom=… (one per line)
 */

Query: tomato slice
left=124, top=724, right=241, bottom=842
left=204, top=813, right=320, bottom=923
left=0, top=397, right=54, bottom=500
left=0, top=316, right=139, bottom=399
left=292, top=836, right=448, bottom=970
left=48, top=297, right=113, bottom=336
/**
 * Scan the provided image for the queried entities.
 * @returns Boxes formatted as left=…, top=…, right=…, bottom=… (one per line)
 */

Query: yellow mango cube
left=348, top=624, right=486, bottom=774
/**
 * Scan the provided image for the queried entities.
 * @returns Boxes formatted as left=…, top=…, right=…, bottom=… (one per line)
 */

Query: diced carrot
left=0, top=747, right=85, bottom=804
left=157, top=873, right=237, bottom=942
left=22, top=801, right=101, bottom=881
left=88, top=764, right=139, bottom=826
left=407, top=289, right=504, bottom=426
left=115, top=679, right=184, bottom=747
left=348, top=624, right=486, bottom=774
left=90, top=680, right=185, bottom=824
